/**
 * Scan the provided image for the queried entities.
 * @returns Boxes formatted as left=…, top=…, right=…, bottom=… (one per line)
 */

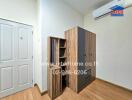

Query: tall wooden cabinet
left=48, top=37, right=67, bottom=100
left=65, top=27, right=96, bottom=92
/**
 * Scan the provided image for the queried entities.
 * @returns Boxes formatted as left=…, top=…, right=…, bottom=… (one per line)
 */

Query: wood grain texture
left=65, top=27, right=78, bottom=92
left=2, top=79, right=132, bottom=100
left=47, top=37, right=51, bottom=98
left=85, top=31, right=96, bottom=79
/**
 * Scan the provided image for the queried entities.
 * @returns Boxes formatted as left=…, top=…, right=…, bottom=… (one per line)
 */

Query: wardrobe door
left=65, top=27, right=78, bottom=92
left=91, top=33, right=96, bottom=79
left=85, top=31, right=91, bottom=69
left=85, top=31, right=96, bottom=80
left=48, top=66, right=62, bottom=100
left=77, top=27, right=87, bottom=92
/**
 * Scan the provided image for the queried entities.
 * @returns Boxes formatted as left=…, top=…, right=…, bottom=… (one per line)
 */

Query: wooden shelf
left=62, top=74, right=67, bottom=76
left=60, top=47, right=66, bottom=49
left=60, top=39, right=66, bottom=48
left=60, top=65, right=66, bottom=67
left=59, top=56, right=66, bottom=59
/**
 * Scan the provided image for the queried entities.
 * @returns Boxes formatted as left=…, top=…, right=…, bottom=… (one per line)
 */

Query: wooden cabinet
left=65, top=27, right=96, bottom=93
left=48, top=65, right=62, bottom=99
left=48, top=37, right=67, bottom=100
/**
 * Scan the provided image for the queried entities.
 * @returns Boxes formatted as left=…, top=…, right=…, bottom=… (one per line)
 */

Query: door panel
left=65, top=28, right=78, bottom=92
left=78, top=27, right=88, bottom=92
left=18, top=28, right=29, bottom=59
left=0, top=19, right=33, bottom=98
left=78, top=27, right=85, bottom=70
left=85, top=31, right=96, bottom=80
left=1, top=66, right=13, bottom=91
left=0, top=24, right=13, bottom=61
left=19, top=64, right=28, bottom=85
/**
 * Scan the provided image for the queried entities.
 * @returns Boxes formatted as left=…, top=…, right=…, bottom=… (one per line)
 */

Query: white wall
left=34, top=0, right=43, bottom=92
left=0, top=0, right=37, bottom=26
left=84, top=7, right=132, bottom=90
left=39, top=0, right=83, bottom=91
left=0, top=0, right=41, bottom=90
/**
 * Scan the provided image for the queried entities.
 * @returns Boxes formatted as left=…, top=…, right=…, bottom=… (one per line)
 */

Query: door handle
left=83, top=54, right=86, bottom=57
left=20, top=37, right=23, bottom=40
left=89, top=53, right=92, bottom=56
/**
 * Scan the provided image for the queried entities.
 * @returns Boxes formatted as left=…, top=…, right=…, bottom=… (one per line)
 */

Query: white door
left=0, top=19, right=33, bottom=98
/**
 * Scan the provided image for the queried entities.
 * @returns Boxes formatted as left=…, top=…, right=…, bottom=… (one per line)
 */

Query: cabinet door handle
left=84, top=54, right=86, bottom=56
left=89, top=53, right=92, bottom=56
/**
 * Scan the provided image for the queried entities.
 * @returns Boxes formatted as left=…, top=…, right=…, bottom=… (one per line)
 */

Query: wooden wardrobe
left=65, top=27, right=96, bottom=93
left=48, top=27, right=96, bottom=99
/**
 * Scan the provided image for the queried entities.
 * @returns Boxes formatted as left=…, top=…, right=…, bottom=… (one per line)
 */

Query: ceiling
left=63, top=0, right=112, bottom=15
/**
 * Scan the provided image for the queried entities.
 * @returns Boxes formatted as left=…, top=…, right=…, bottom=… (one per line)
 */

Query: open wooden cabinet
left=47, top=37, right=68, bottom=100
left=48, top=27, right=96, bottom=100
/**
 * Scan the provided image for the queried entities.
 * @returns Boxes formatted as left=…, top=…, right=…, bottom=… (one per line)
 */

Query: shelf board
left=60, top=65, right=66, bottom=67
left=59, top=56, right=66, bottom=59
left=60, top=47, right=66, bottom=49
left=62, top=74, right=67, bottom=76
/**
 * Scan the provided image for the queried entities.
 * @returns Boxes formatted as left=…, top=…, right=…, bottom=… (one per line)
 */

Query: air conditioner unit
left=92, top=0, right=132, bottom=19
